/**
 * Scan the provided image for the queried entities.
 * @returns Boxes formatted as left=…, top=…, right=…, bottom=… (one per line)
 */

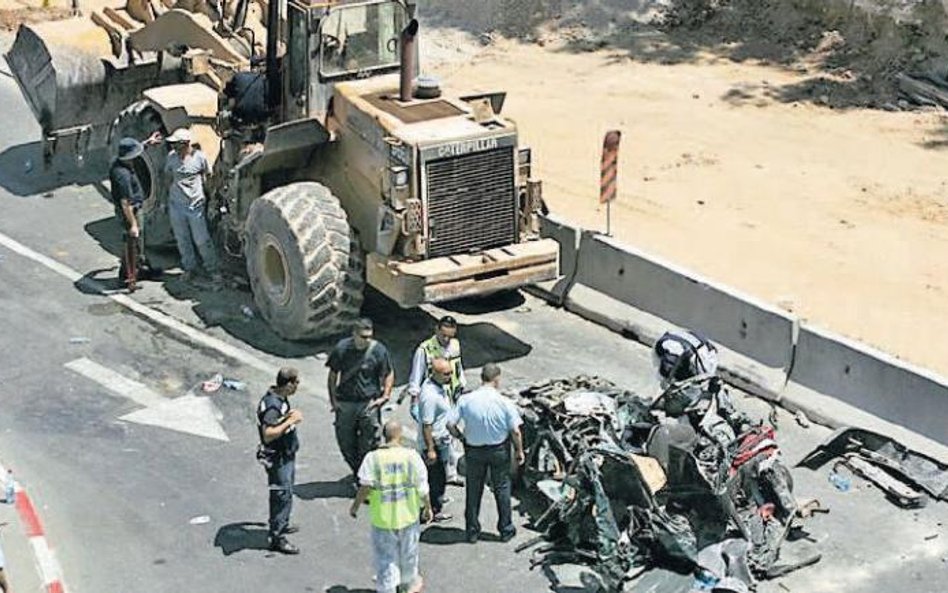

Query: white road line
left=0, top=231, right=272, bottom=373
left=28, top=536, right=62, bottom=586
left=64, top=358, right=164, bottom=408
left=0, top=233, right=82, bottom=283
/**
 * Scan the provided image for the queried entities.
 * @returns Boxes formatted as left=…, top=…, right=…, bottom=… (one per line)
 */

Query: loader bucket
left=4, top=18, right=188, bottom=151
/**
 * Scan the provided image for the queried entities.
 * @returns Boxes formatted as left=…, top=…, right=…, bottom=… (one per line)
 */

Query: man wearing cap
left=110, top=132, right=162, bottom=291
left=164, top=128, right=222, bottom=287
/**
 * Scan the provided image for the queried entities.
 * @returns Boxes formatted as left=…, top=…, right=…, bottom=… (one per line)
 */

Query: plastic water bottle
left=4, top=469, right=15, bottom=504
left=829, top=471, right=851, bottom=492
left=222, top=379, right=245, bottom=391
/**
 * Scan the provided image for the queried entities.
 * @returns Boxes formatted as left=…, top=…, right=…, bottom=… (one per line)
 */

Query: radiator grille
left=425, top=147, right=517, bottom=258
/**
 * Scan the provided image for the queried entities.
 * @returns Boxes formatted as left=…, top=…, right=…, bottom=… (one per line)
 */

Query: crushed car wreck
left=512, top=331, right=821, bottom=592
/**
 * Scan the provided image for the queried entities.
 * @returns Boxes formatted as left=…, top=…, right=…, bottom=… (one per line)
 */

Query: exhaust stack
left=265, top=0, right=281, bottom=113
left=399, top=19, right=419, bottom=102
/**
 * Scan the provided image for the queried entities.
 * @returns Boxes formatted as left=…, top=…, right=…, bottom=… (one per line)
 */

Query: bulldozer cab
left=283, top=0, right=410, bottom=123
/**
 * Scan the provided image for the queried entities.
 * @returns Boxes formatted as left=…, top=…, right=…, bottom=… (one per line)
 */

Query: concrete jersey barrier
left=785, top=323, right=948, bottom=446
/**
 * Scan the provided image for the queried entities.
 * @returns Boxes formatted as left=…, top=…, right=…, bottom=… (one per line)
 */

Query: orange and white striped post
left=600, top=130, right=621, bottom=236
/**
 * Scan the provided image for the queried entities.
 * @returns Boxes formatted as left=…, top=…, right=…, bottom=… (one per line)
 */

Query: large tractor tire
left=109, top=101, right=174, bottom=247
left=245, top=182, right=365, bottom=340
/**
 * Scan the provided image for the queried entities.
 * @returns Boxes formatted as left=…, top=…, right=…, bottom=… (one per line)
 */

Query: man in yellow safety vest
left=351, top=420, right=432, bottom=593
left=405, top=315, right=466, bottom=485
left=407, top=316, right=466, bottom=401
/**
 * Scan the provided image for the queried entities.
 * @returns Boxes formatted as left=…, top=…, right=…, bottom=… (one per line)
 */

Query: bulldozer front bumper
left=367, top=239, right=559, bottom=307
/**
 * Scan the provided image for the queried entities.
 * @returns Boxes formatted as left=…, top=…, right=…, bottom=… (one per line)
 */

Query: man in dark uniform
left=327, top=318, right=395, bottom=482
left=257, top=367, right=304, bottom=555
left=110, top=133, right=162, bottom=291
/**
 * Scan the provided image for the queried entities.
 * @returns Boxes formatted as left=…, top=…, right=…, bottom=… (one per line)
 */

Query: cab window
left=319, top=2, right=404, bottom=77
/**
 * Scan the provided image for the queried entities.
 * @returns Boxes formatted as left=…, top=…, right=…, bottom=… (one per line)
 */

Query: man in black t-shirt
left=110, top=134, right=162, bottom=291
left=257, top=367, right=303, bottom=554
left=327, top=317, right=395, bottom=479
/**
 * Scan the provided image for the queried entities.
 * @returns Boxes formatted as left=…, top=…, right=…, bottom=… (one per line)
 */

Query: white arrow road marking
left=65, top=357, right=230, bottom=442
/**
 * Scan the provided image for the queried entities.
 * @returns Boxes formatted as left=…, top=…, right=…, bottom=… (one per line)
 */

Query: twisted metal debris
left=513, top=376, right=820, bottom=592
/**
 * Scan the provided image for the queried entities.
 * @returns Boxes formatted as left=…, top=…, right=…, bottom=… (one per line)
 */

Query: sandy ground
left=0, top=1, right=72, bottom=30
left=424, top=31, right=948, bottom=377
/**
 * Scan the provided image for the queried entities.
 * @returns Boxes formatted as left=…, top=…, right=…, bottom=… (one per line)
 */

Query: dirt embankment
left=0, top=1, right=72, bottom=30
left=422, top=0, right=948, bottom=109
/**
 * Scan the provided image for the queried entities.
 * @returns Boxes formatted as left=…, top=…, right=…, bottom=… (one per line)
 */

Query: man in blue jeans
left=164, top=128, right=222, bottom=288
left=448, top=363, right=525, bottom=543
left=419, top=358, right=455, bottom=522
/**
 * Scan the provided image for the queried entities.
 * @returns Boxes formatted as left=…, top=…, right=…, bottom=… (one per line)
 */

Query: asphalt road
left=0, top=34, right=946, bottom=593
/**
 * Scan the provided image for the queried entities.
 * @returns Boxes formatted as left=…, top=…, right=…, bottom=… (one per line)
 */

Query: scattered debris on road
left=222, top=379, right=245, bottom=391
left=828, top=469, right=852, bottom=492
left=514, top=375, right=820, bottom=592
left=68, top=337, right=91, bottom=344
left=188, top=515, right=210, bottom=525
left=798, top=427, right=948, bottom=508
left=794, top=411, right=811, bottom=429
left=201, top=373, right=224, bottom=393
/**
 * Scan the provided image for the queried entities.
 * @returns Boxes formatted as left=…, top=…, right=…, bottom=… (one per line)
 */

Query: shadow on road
left=325, top=586, right=375, bottom=593
left=0, top=141, right=108, bottom=197
left=294, top=478, right=354, bottom=500
left=439, top=290, right=525, bottom=315
left=419, top=525, right=470, bottom=545
left=213, top=521, right=270, bottom=556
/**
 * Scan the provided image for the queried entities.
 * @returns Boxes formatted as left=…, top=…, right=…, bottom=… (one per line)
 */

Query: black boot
left=269, top=537, right=299, bottom=555
left=138, top=263, right=164, bottom=280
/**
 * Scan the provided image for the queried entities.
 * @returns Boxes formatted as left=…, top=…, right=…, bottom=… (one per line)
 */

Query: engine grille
left=425, top=147, right=517, bottom=258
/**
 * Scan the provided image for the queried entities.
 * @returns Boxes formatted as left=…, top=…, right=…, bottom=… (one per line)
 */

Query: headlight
left=403, top=199, right=424, bottom=235
left=527, top=179, right=543, bottom=213
left=391, top=166, right=409, bottom=188
left=518, top=147, right=532, bottom=180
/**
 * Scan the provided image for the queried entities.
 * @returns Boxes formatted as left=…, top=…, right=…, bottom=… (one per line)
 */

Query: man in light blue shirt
left=448, top=363, right=524, bottom=544
left=405, top=316, right=467, bottom=485
left=419, top=358, right=454, bottom=522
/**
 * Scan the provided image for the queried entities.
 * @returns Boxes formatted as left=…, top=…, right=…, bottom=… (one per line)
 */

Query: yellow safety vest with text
left=422, top=335, right=462, bottom=397
left=368, top=446, right=421, bottom=530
